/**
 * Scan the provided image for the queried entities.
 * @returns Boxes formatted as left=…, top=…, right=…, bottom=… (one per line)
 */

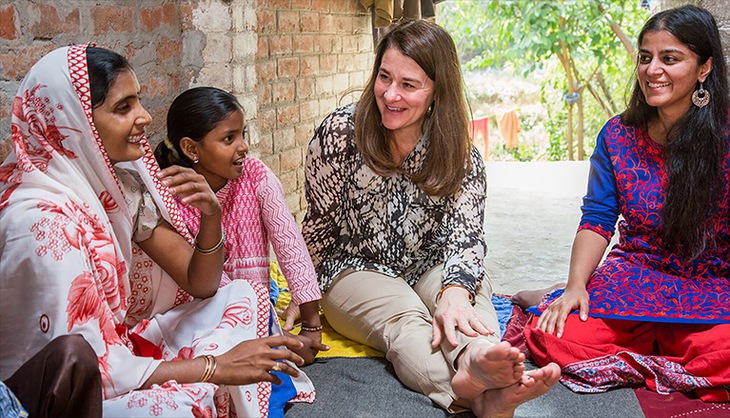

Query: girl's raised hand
left=157, top=165, right=221, bottom=216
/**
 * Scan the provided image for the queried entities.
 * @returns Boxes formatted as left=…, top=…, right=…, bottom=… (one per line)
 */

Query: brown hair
left=354, top=20, right=471, bottom=197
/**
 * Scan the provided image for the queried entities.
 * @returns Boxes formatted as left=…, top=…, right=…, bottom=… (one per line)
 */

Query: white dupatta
left=0, top=45, right=185, bottom=398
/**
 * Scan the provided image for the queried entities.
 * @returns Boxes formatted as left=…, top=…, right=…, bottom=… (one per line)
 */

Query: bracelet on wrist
left=300, top=324, right=323, bottom=332
left=435, top=283, right=475, bottom=306
left=199, top=354, right=218, bottom=383
left=194, top=232, right=225, bottom=254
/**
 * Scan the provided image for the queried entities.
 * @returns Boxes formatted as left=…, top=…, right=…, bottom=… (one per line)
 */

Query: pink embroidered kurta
left=178, top=157, right=321, bottom=307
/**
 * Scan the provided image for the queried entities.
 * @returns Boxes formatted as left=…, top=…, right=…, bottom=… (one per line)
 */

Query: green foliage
left=440, top=0, right=649, bottom=161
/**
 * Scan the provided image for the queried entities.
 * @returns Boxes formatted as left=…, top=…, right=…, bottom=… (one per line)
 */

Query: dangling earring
left=692, top=82, right=710, bottom=108
left=427, top=102, right=434, bottom=116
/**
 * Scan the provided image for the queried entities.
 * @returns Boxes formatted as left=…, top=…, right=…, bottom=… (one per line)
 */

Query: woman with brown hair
left=303, top=19, right=559, bottom=417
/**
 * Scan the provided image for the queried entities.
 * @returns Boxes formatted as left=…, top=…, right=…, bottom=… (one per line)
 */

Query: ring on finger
left=271, top=363, right=282, bottom=372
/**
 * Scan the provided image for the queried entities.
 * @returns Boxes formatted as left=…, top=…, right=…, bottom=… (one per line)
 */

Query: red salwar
left=524, top=315, right=730, bottom=402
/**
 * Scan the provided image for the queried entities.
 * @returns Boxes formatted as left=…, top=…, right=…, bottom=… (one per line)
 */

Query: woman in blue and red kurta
left=523, top=5, right=730, bottom=402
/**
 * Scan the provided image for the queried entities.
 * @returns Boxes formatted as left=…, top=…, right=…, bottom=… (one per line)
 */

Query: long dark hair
left=355, top=19, right=471, bottom=197
left=86, top=46, right=133, bottom=108
left=622, top=5, right=728, bottom=259
left=154, top=87, right=243, bottom=169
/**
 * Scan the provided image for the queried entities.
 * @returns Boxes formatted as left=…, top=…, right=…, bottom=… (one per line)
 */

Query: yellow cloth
left=498, top=110, right=521, bottom=149
left=271, top=262, right=383, bottom=358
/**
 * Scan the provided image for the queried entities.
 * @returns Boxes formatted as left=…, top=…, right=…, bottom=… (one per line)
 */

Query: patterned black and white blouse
left=302, top=104, right=488, bottom=296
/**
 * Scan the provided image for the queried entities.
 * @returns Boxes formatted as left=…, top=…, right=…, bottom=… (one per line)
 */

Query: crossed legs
left=322, top=268, right=559, bottom=417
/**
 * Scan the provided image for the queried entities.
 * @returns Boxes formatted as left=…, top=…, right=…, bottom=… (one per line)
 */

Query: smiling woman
left=0, top=45, right=315, bottom=417
left=302, top=19, right=560, bottom=418
left=520, top=5, right=730, bottom=403
left=90, top=64, right=151, bottom=164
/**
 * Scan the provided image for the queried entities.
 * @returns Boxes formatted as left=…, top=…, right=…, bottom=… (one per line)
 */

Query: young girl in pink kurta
left=155, top=87, right=326, bottom=363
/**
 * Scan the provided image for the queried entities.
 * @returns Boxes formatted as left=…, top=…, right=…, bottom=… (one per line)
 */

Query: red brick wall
left=0, top=0, right=373, bottom=220
left=0, top=1, right=185, bottom=161
left=255, top=0, right=371, bottom=220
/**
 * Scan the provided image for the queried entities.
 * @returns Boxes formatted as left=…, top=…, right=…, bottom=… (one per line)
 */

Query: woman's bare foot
left=451, top=341, right=526, bottom=399
left=470, top=362, right=561, bottom=418
left=511, top=283, right=565, bottom=310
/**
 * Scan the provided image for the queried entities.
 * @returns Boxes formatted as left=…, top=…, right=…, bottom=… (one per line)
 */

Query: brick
left=292, top=0, right=313, bottom=9
left=257, top=61, right=277, bottom=83
left=334, top=15, right=353, bottom=33
left=0, top=5, right=17, bottom=40
left=92, top=6, right=134, bottom=34
left=259, top=0, right=291, bottom=8
left=300, top=56, right=319, bottom=76
left=277, top=103, right=301, bottom=127
left=162, top=3, right=177, bottom=26
left=274, top=127, right=296, bottom=152
left=319, top=14, right=335, bottom=34
left=333, top=73, right=350, bottom=95
left=312, top=0, right=330, bottom=12
left=273, top=80, right=296, bottom=103
left=293, top=35, right=314, bottom=54
left=296, top=77, right=315, bottom=99
left=342, top=34, right=358, bottom=53
left=30, top=4, right=80, bottom=39
left=280, top=147, right=303, bottom=172
left=156, top=37, right=181, bottom=62
left=319, top=54, right=337, bottom=73
left=296, top=123, right=314, bottom=146
left=233, top=32, right=257, bottom=60
left=256, top=83, right=271, bottom=106
left=314, top=35, right=337, bottom=54
left=299, top=100, right=318, bottom=123
left=258, top=107, right=277, bottom=133
left=269, top=34, right=292, bottom=55
left=257, top=10, right=276, bottom=33
left=300, top=11, right=319, bottom=32
left=0, top=45, right=55, bottom=80
left=261, top=154, right=279, bottom=174
left=179, top=5, right=194, bottom=30
left=278, top=11, right=300, bottom=32
left=358, top=34, right=373, bottom=52
left=259, top=131, right=274, bottom=156
left=338, top=54, right=355, bottom=72
left=257, top=36, right=269, bottom=59
left=315, top=75, right=334, bottom=95
left=192, top=2, right=231, bottom=32
left=141, top=6, right=164, bottom=31
left=277, top=57, right=300, bottom=78
left=278, top=169, right=298, bottom=194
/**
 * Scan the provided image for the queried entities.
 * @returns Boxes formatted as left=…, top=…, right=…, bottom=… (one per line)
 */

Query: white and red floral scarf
left=0, top=45, right=187, bottom=398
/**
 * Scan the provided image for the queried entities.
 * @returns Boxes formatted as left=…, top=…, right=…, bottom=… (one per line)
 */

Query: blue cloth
left=0, top=381, right=28, bottom=418
left=492, top=294, right=513, bottom=338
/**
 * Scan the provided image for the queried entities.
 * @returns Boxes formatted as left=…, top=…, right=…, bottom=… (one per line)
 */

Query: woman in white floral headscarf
left=0, top=45, right=314, bottom=417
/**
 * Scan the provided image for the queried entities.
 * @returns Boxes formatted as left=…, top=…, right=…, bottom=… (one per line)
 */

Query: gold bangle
left=194, top=232, right=225, bottom=254
left=200, top=355, right=217, bottom=383
left=300, top=325, right=323, bottom=332
left=435, top=284, right=475, bottom=305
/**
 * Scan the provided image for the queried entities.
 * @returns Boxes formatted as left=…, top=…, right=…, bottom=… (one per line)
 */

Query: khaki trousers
left=321, top=267, right=501, bottom=411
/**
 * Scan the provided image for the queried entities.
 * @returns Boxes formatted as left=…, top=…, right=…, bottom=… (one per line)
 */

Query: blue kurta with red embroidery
left=542, top=116, right=730, bottom=324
